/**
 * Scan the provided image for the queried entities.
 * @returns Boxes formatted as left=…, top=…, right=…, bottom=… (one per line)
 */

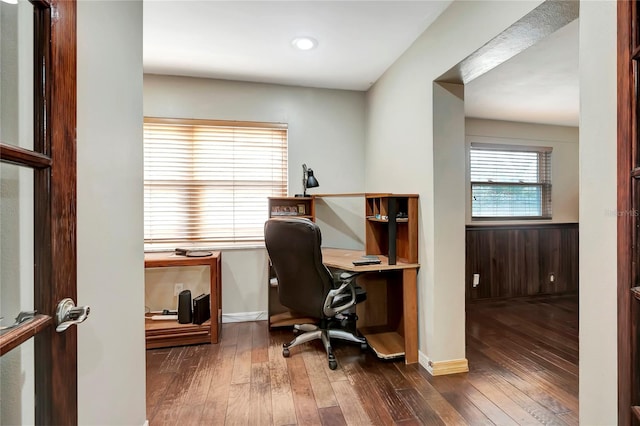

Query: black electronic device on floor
left=177, top=290, right=192, bottom=324
left=192, top=293, right=211, bottom=325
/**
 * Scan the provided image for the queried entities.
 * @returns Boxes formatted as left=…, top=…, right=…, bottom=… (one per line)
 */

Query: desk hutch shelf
left=359, top=194, right=419, bottom=362
left=268, top=196, right=315, bottom=220
left=144, top=252, right=222, bottom=349
left=365, top=194, right=419, bottom=264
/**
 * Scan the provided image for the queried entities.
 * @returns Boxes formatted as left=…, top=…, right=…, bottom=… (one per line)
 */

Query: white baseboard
left=222, top=311, right=268, bottom=323
left=420, top=351, right=469, bottom=376
left=419, top=350, right=430, bottom=369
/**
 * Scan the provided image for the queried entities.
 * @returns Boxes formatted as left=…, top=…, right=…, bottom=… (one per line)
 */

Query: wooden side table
left=144, top=252, right=221, bottom=349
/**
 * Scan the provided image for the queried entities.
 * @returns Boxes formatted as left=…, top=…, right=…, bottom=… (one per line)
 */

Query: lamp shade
left=306, top=169, right=319, bottom=188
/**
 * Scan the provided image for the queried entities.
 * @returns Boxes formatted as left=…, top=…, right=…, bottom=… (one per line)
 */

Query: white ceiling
left=143, top=1, right=579, bottom=127
left=464, top=19, right=579, bottom=127
left=144, top=0, right=452, bottom=91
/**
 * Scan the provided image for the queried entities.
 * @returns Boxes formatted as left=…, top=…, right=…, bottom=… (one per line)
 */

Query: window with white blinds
left=144, top=117, right=288, bottom=249
left=470, top=143, right=552, bottom=219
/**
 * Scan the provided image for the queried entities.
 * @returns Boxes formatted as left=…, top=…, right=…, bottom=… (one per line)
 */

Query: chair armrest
left=339, top=272, right=357, bottom=281
left=323, top=273, right=359, bottom=317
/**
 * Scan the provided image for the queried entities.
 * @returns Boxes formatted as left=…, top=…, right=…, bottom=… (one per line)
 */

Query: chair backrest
left=264, top=217, right=334, bottom=319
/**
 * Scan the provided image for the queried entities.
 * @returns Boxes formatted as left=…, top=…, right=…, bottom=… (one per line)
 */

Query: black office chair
left=264, top=217, right=367, bottom=370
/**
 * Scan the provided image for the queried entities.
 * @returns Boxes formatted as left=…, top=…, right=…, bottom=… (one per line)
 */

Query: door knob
left=55, top=298, right=90, bottom=332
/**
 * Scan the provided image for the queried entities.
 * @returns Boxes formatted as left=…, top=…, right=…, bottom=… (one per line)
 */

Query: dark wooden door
left=618, top=1, right=640, bottom=424
left=0, top=0, right=78, bottom=424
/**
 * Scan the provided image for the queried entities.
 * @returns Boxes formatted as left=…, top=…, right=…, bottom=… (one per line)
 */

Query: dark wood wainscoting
left=466, top=223, right=578, bottom=301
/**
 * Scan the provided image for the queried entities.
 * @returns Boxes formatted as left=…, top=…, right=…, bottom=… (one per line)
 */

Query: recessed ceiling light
left=291, top=37, right=318, bottom=51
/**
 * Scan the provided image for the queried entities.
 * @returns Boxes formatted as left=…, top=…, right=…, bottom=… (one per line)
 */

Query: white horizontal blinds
left=144, top=118, right=288, bottom=248
left=470, top=143, right=552, bottom=219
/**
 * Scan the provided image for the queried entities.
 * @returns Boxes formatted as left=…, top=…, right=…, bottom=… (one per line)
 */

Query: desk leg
left=403, top=268, right=418, bottom=364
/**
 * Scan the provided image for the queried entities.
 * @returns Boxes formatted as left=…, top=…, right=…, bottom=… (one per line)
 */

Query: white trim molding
left=420, top=352, right=469, bottom=376
left=222, top=311, right=268, bottom=323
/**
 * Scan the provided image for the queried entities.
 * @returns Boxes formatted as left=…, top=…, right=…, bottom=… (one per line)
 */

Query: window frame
left=469, top=142, right=552, bottom=221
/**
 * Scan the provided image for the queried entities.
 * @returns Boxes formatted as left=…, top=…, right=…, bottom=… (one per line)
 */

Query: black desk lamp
left=296, top=163, right=319, bottom=197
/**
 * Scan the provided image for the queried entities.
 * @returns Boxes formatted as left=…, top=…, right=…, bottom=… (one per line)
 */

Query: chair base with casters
left=282, top=314, right=368, bottom=370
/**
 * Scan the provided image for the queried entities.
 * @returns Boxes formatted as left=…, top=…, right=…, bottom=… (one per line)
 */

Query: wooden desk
left=322, top=247, right=419, bottom=364
left=144, top=252, right=222, bottom=349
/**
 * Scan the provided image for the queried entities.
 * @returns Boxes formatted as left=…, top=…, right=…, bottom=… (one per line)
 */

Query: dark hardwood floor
left=146, top=294, right=578, bottom=425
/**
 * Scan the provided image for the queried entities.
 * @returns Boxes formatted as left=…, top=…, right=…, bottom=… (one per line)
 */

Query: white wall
left=578, top=0, right=617, bottom=423
left=465, top=118, right=579, bottom=224
left=315, top=195, right=365, bottom=251
left=367, top=0, right=617, bottom=422
left=143, top=75, right=367, bottom=316
left=77, top=1, right=146, bottom=425
left=429, top=82, right=466, bottom=365
left=366, top=0, right=544, bottom=370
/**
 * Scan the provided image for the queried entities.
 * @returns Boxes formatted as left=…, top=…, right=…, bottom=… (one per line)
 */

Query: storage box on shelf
left=144, top=251, right=222, bottom=349
left=267, top=196, right=316, bottom=328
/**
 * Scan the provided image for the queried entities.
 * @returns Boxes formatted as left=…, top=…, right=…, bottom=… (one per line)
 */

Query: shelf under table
left=144, top=316, right=212, bottom=349
left=359, top=327, right=405, bottom=360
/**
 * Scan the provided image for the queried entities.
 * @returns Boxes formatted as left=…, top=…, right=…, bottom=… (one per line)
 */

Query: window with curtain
left=143, top=117, right=288, bottom=249
left=470, top=143, right=552, bottom=219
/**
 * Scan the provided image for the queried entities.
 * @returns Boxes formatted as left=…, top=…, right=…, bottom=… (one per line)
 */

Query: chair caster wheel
left=360, top=342, right=368, bottom=351
left=328, top=354, right=337, bottom=370
left=283, top=348, right=290, bottom=358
